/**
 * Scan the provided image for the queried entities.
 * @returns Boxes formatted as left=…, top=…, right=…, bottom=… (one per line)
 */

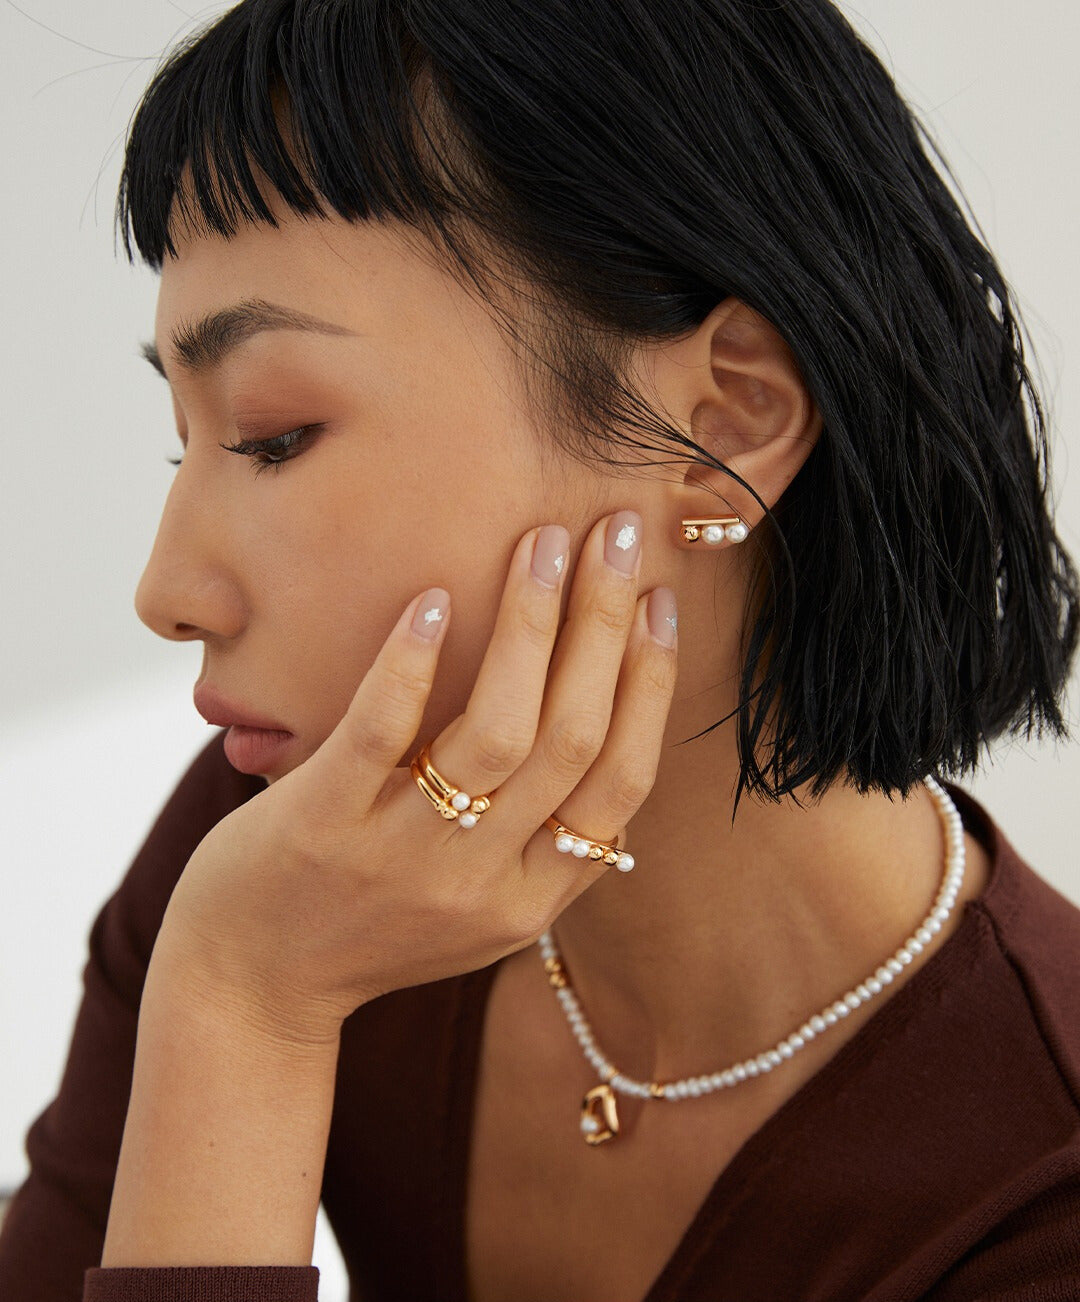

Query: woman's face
left=135, top=196, right=615, bottom=780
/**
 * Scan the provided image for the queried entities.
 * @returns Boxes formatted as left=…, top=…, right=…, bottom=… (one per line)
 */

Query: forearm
left=100, top=936, right=341, bottom=1266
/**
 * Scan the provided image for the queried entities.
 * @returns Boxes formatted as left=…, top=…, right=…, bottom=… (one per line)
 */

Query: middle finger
left=496, top=508, right=643, bottom=843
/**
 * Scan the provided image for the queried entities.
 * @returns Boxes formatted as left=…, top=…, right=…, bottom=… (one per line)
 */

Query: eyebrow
left=140, top=297, right=357, bottom=379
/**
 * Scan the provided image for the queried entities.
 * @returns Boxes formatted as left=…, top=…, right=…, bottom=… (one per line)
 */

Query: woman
left=1, top=0, right=1078, bottom=1298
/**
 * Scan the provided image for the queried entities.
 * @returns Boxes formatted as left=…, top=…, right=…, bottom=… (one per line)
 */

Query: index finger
left=317, top=584, right=453, bottom=811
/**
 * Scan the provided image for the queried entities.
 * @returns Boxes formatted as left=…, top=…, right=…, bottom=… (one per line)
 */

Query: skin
left=134, top=174, right=993, bottom=1153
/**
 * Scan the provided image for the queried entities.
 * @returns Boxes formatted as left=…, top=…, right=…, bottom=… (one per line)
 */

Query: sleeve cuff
left=84, top=1264, right=320, bottom=1301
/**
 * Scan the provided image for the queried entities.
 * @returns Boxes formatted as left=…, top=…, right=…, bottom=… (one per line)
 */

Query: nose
left=133, top=466, right=245, bottom=643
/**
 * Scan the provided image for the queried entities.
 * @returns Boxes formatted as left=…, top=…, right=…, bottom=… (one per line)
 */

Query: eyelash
left=166, top=426, right=322, bottom=478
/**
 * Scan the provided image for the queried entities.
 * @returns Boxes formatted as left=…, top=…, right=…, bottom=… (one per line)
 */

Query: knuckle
left=545, top=712, right=606, bottom=772
left=348, top=662, right=431, bottom=761
left=589, top=589, right=633, bottom=636
left=501, top=886, right=551, bottom=946
left=348, top=713, right=410, bottom=765
left=606, top=754, right=658, bottom=809
left=515, top=599, right=556, bottom=648
left=437, top=873, right=489, bottom=925
left=513, top=900, right=551, bottom=946
left=639, top=641, right=679, bottom=695
left=280, top=814, right=330, bottom=870
left=380, top=657, right=433, bottom=707
left=282, top=807, right=356, bottom=879
left=469, top=719, right=532, bottom=777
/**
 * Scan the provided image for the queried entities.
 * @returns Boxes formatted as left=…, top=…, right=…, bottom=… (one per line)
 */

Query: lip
left=221, top=724, right=296, bottom=775
left=194, top=683, right=292, bottom=733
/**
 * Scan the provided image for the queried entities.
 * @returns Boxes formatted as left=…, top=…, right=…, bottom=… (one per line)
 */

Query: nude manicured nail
left=604, top=510, right=642, bottom=575
left=411, top=588, right=450, bottom=639
left=531, top=525, right=570, bottom=588
left=647, top=587, right=678, bottom=647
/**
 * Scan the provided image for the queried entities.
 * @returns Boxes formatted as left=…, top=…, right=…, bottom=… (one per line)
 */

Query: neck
left=548, top=704, right=967, bottom=1088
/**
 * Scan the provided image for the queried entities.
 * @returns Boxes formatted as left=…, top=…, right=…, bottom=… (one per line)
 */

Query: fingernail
left=531, top=525, right=570, bottom=589
left=647, top=587, right=678, bottom=647
left=411, top=588, right=450, bottom=639
left=604, top=510, right=642, bottom=576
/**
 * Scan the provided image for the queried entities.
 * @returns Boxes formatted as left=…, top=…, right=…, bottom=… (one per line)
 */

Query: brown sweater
left=1, top=730, right=1078, bottom=1301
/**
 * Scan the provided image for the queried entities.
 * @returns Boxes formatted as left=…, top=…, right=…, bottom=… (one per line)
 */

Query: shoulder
left=946, top=780, right=1080, bottom=1114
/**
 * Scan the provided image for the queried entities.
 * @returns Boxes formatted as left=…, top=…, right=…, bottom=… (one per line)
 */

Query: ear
left=639, top=297, right=824, bottom=532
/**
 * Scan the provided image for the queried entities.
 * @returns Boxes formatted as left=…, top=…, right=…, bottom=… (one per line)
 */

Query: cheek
left=269, top=421, right=558, bottom=746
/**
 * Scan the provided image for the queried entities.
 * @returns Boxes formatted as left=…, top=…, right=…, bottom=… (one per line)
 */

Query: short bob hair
left=116, top=0, right=1080, bottom=820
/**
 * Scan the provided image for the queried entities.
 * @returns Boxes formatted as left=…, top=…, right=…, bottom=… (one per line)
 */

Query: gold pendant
left=580, top=1083, right=620, bottom=1145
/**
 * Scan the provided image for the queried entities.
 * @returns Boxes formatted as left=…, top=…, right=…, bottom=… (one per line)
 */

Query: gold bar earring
left=679, top=516, right=749, bottom=546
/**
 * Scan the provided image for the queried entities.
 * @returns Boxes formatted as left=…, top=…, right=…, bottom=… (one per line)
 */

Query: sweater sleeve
left=917, top=1169, right=1080, bottom=1301
left=0, top=731, right=320, bottom=1302
left=81, top=1267, right=318, bottom=1300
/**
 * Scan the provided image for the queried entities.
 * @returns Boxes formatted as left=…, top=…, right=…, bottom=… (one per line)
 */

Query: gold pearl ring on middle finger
left=410, top=739, right=495, bottom=828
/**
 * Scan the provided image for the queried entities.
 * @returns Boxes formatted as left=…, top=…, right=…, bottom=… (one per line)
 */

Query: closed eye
left=167, top=425, right=324, bottom=477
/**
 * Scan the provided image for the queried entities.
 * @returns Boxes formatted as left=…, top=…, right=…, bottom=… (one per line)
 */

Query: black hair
left=115, top=0, right=1080, bottom=821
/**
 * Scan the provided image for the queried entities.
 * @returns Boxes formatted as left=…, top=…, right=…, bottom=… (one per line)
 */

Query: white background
left=2, top=3, right=1078, bottom=1296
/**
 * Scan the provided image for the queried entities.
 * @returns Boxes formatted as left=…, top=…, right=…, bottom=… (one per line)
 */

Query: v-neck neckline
left=437, top=781, right=1001, bottom=1302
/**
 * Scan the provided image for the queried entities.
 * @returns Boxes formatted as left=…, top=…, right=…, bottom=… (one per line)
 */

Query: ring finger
left=421, top=518, right=573, bottom=813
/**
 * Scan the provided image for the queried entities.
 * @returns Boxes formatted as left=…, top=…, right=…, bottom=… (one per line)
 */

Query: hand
left=156, top=509, right=678, bottom=1046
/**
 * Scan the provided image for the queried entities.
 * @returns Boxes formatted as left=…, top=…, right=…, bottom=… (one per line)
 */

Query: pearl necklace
left=537, top=774, right=966, bottom=1145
